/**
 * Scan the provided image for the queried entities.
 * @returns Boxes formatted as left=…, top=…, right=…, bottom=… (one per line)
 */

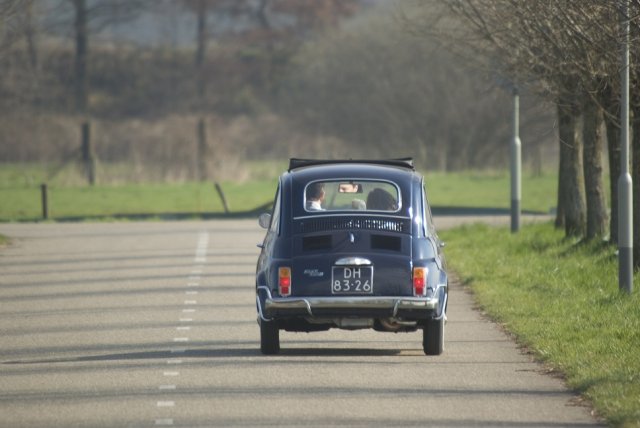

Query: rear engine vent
left=303, top=235, right=332, bottom=251
left=297, top=217, right=409, bottom=234
left=371, top=235, right=402, bottom=252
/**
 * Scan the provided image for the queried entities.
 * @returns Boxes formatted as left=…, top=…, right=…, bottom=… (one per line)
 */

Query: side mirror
left=258, top=213, right=272, bottom=229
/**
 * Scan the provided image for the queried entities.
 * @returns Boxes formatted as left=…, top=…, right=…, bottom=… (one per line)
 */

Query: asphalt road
left=0, top=217, right=601, bottom=427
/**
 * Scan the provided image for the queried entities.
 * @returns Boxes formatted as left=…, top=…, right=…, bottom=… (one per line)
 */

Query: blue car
left=256, top=159, right=448, bottom=355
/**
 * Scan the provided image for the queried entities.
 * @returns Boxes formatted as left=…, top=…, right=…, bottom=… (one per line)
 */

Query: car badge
left=349, top=232, right=355, bottom=244
left=303, top=269, right=324, bottom=278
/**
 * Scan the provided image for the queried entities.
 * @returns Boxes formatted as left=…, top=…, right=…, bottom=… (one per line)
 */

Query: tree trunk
left=557, top=100, right=586, bottom=237
left=195, top=0, right=207, bottom=97
left=632, top=111, right=640, bottom=267
left=604, top=107, right=621, bottom=244
left=582, top=98, right=608, bottom=240
left=194, top=1, right=208, bottom=181
left=73, top=0, right=87, bottom=113
left=73, top=0, right=92, bottom=184
left=257, top=0, right=271, bottom=30
left=555, top=142, right=566, bottom=229
left=24, top=0, right=38, bottom=72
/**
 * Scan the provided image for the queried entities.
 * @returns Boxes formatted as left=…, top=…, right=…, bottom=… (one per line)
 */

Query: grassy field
left=0, top=181, right=279, bottom=221
left=441, top=223, right=640, bottom=427
left=425, top=170, right=560, bottom=213
left=0, top=161, right=282, bottom=221
left=0, top=163, right=559, bottom=221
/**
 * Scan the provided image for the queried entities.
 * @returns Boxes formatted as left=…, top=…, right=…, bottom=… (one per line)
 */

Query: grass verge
left=440, top=222, right=640, bottom=427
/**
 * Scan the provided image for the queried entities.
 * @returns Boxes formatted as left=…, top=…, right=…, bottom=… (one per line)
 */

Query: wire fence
left=0, top=134, right=282, bottom=220
left=0, top=179, right=273, bottom=222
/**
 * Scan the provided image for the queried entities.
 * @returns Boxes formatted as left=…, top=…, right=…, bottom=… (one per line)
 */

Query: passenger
left=305, top=182, right=326, bottom=211
left=351, top=199, right=366, bottom=210
left=366, top=188, right=397, bottom=211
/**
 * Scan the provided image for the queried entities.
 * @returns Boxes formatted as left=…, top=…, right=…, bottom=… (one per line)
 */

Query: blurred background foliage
left=0, top=0, right=557, bottom=182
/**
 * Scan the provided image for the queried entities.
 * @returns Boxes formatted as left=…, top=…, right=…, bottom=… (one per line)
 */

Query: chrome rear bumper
left=261, top=291, right=440, bottom=320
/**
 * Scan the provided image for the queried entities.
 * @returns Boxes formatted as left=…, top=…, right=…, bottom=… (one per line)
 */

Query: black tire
left=260, top=320, right=280, bottom=355
left=423, top=316, right=444, bottom=356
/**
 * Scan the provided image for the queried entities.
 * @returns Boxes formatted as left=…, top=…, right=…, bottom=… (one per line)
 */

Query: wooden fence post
left=214, top=182, right=229, bottom=214
left=197, top=118, right=208, bottom=181
left=41, top=183, right=48, bottom=220
left=81, top=121, right=95, bottom=185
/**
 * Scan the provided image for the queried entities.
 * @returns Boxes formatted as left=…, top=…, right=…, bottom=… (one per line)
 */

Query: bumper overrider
left=256, top=286, right=446, bottom=322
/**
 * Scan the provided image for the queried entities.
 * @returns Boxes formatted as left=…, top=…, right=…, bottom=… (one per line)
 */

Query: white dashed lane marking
left=154, top=231, right=208, bottom=426
left=159, top=385, right=176, bottom=390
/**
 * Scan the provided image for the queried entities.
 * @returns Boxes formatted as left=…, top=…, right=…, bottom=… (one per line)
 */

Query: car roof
left=288, top=158, right=415, bottom=171
left=285, top=159, right=420, bottom=184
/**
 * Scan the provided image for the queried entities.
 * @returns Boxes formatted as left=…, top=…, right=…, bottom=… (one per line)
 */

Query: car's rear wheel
left=423, top=316, right=444, bottom=356
left=260, top=320, right=280, bottom=355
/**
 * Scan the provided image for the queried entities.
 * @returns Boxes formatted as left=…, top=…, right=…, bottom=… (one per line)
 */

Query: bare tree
left=68, top=0, right=150, bottom=184
left=184, top=0, right=212, bottom=180
left=582, top=95, right=609, bottom=239
left=19, top=0, right=37, bottom=71
left=0, top=0, right=38, bottom=114
left=181, top=0, right=251, bottom=180
left=410, top=0, right=635, bottom=241
left=0, top=0, right=22, bottom=52
left=71, top=0, right=87, bottom=114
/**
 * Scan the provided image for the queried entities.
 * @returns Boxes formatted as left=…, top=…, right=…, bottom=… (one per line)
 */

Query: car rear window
left=304, top=180, right=400, bottom=213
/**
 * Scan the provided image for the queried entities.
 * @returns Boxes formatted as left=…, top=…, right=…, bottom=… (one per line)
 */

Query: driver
left=305, top=183, right=326, bottom=211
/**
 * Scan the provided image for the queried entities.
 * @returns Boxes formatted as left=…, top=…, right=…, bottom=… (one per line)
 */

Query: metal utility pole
left=619, top=0, right=633, bottom=293
left=510, top=87, right=522, bottom=233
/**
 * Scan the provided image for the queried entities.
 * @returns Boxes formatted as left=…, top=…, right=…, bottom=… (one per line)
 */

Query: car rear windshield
left=304, top=180, right=400, bottom=213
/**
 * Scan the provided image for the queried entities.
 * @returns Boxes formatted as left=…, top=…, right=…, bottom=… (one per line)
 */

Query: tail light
left=278, top=267, right=292, bottom=297
left=413, top=267, right=428, bottom=296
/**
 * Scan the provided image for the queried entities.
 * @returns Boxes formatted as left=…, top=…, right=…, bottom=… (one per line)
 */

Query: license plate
left=331, top=266, right=374, bottom=294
